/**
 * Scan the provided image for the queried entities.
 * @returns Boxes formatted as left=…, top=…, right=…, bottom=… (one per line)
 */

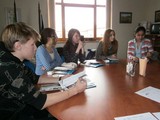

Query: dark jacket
left=0, top=42, right=47, bottom=120
left=63, top=43, right=85, bottom=64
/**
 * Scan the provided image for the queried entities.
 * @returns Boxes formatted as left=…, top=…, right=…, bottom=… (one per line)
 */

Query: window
left=55, top=0, right=106, bottom=41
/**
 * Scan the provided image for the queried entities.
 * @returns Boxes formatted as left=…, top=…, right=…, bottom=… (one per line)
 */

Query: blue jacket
left=35, top=45, right=63, bottom=75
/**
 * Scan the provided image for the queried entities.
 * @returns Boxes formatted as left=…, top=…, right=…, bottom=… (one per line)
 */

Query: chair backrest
left=23, top=60, right=35, bottom=72
left=151, top=51, right=159, bottom=60
left=86, top=49, right=96, bottom=60
left=56, top=47, right=65, bottom=62
left=36, top=41, right=42, bottom=48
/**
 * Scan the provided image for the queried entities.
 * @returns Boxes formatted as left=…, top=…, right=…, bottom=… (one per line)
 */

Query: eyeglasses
left=50, top=34, right=58, bottom=40
left=50, top=36, right=58, bottom=40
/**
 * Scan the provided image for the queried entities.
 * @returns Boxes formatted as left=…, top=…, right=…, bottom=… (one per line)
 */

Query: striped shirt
left=127, top=38, right=153, bottom=60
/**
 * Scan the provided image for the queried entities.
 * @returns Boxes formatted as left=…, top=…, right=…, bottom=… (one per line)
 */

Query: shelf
left=145, top=34, right=160, bottom=54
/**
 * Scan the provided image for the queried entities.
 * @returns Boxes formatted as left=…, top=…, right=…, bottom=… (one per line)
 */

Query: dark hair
left=67, top=28, right=80, bottom=44
left=64, top=28, right=80, bottom=51
left=40, top=28, right=57, bottom=44
left=135, top=26, right=146, bottom=34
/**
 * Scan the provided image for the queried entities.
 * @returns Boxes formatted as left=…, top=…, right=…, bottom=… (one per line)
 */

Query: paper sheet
left=135, top=86, right=160, bottom=103
left=82, top=76, right=96, bottom=89
left=114, top=112, right=158, bottom=120
left=152, top=112, right=160, bottom=120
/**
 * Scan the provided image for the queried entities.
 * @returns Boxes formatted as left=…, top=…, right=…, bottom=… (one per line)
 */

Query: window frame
left=55, top=0, right=106, bottom=41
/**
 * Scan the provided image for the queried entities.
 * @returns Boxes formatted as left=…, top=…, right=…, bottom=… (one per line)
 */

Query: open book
left=40, top=71, right=96, bottom=92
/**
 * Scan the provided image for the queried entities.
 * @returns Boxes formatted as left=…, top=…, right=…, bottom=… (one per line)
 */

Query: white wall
left=0, top=0, right=48, bottom=33
left=112, top=0, right=147, bottom=59
left=146, top=0, right=160, bottom=22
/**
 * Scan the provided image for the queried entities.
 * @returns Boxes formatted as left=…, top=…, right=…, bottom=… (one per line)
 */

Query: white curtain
left=106, top=0, right=112, bottom=29
left=47, top=0, right=55, bottom=28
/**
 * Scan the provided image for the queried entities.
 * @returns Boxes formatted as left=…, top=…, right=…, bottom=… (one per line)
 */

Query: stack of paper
left=53, top=66, right=75, bottom=75
left=106, top=57, right=119, bottom=64
left=54, top=66, right=73, bottom=71
left=86, top=63, right=104, bottom=68
left=84, top=60, right=104, bottom=68
left=53, top=62, right=77, bottom=76
left=106, top=57, right=119, bottom=61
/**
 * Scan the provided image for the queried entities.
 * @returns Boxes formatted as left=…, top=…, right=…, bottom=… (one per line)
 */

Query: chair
left=23, top=60, right=35, bottom=72
left=86, top=49, right=96, bottom=60
left=56, top=47, right=65, bottom=62
left=151, top=51, right=159, bottom=61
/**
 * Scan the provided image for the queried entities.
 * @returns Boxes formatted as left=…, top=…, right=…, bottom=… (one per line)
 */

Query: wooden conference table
left=47, top=60, right=160, bottom=120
